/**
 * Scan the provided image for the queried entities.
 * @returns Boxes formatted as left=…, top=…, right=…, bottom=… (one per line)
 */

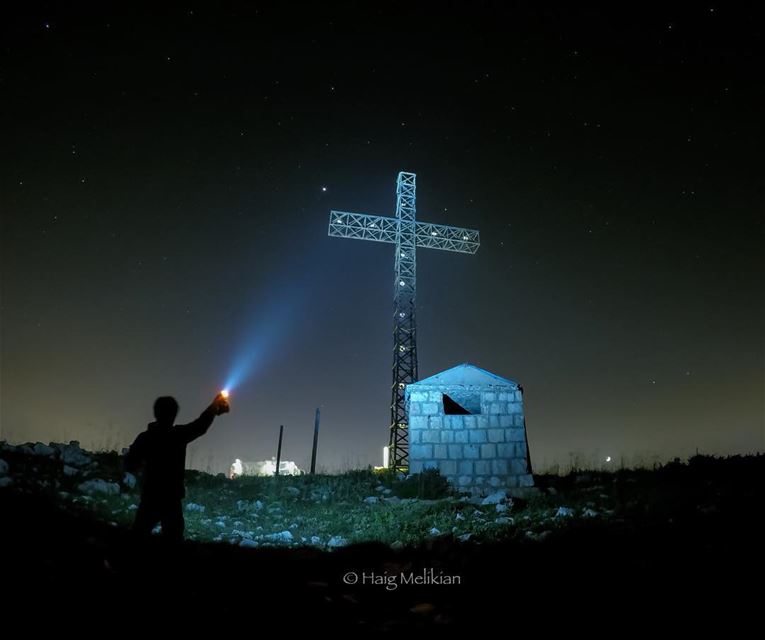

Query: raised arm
left=177, top=393, right=230, bottom=444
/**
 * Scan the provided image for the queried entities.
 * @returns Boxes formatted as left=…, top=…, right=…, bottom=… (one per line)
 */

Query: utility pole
left=275, top=425, right=283, bottom=477
left=310, top=408, right=321, bottom=474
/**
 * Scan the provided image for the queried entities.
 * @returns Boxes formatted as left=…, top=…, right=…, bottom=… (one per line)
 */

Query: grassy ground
left=0, top=443, right=762, bottom=629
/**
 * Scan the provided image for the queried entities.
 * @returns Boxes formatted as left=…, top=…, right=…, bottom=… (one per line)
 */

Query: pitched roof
left=409, top=363, right=518, bottom=388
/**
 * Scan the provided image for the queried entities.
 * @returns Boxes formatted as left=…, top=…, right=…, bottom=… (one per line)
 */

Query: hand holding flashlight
left=214, top=389, right=231, bottom=415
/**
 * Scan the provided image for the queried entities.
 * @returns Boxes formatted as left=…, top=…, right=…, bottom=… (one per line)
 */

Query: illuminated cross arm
left=328, top=211, right=480, bottom=255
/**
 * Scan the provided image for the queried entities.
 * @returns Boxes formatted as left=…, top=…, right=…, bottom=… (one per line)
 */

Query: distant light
left=605, top=456, right=611, bottom=463
left=463, top=235, right=469, bottom=240
left=399, top=311, right=406, bottom=318
left=431, top=231, right=438, bottom=236
left=399, top=280, right=405, bottom=286
left=221, top=389, right=230, bottom=398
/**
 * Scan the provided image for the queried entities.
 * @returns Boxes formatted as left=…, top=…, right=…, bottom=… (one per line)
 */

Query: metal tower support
left=391, top=172, right=418, bottom=472
left=327, top=171, right=480, bottom=471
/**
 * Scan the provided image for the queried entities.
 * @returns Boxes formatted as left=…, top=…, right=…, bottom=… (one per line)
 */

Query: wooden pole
left=275, top=425, right=283, bottom=476
left=310, top=408, right=321, bottom=474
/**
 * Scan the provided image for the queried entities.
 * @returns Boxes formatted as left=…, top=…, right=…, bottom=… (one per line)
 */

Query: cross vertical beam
left=390, top=172, right=418, bottom=472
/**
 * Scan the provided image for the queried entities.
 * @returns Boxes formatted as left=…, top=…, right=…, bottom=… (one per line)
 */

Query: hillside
left=0, top=441, right=762, bottom=629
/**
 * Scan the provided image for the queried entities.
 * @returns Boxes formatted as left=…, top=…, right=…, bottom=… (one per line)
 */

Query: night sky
left=2, top=3, right=763, bottom=473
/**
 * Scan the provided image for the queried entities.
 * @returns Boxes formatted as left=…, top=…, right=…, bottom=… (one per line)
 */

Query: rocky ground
left=0, top=441, right=762, bottom=630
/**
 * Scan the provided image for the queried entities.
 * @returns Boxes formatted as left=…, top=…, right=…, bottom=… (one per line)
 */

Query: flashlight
left=221, top=389, right=230, bottom=398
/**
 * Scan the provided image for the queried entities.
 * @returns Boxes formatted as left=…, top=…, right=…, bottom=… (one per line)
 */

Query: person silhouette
left=125, top=392, right=230, bottom=542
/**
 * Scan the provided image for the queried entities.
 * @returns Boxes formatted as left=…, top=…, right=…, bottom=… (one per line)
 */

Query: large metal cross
left=328, top=171, right=480, bottom=471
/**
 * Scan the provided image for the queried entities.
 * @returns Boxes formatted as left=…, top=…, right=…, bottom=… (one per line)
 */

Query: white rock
left=63, top=465, right=80, bottom=477
left=363, top=496, right=379, bottom=505
left=286, top=487, right=300, bottom=497
left=0, top=459, right=8, bottom=475
left=327, top=536, right=348, bottom=548
left=458, top=533, right=473, bottom=543
left=78, top=479, right=120, bottom=495
left=122, top=472, right=137, bottom=489
left=481, top=491, right=506, bottom=505
left=495, top=516, right=514, bottom=525
left=383, top=496, right=401, bottom=505
left=455, top=512, right=465, bottom=521
left=127, top=504, right=138, bottom=511
left=215, top=521, right=226, bottom=528
left=59, top=442, right=91, bottom=467
left=495, top=503, right=508, bottom=513
left=232, top=529, right=253, bottom=538
left=32, top=443, right=56, bottom=457
left=375, top=485, right=386, bottom=492
left=240, top=539, right=259, bottom=548
left=186, top=502, right=205, bottom=512
left=266, top=530, right=294, bottom=542
left=254, top=500, right=264, bottom=510
left=582, top=508, right=598, bottom=518
left=428, top=527, right=441, bottom=536
left=310, top=536, right=321, bottom=545
left=555, top=506, right=574, bottom=518
left=0, top=477, right=13, bottom=488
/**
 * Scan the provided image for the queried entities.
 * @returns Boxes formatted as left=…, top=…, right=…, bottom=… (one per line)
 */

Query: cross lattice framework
left=328, top=171, right=480, bottom=471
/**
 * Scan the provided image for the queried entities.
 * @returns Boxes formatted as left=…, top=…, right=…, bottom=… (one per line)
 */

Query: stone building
left=405, top=363, right=533, bottom=493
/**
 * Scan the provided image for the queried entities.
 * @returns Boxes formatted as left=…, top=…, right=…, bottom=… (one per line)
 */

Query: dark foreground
left=1, top=455, right=763, bottom=631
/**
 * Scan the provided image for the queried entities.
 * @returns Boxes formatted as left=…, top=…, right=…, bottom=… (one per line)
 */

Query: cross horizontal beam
left=329, top=211, right=480, bottom=255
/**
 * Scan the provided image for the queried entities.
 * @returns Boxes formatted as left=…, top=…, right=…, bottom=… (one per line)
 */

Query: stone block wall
left=407, top=386, right=533, bottom=493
